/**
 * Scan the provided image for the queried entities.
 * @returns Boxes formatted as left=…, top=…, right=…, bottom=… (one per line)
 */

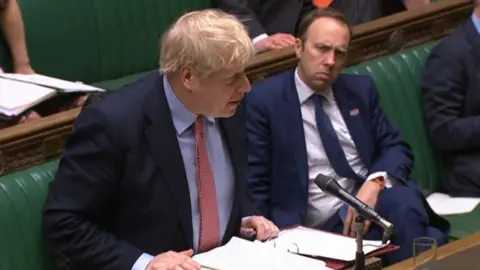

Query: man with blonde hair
left=43, top=9, right=279, bottom=270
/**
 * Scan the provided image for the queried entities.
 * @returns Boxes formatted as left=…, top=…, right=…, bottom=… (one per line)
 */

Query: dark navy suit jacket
left=245, top=70, right=448, bottom=232
left=422, top=16, right=480, bottom=197
left=43, top=72, right=253, bottom=270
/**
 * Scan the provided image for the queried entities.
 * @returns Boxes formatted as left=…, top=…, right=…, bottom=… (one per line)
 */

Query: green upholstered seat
left=345, top=42, right=480, bottom=240
left=345, top=42, right=443, bottom=193
left=0, top=160, right=58, bottom=270
left=92, top=70, right=152, bottom=90
left=0, top=0, right=212, bottom=90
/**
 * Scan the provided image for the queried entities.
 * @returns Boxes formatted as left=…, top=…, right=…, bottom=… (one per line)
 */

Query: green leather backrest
left=0, top=0, right=212, bottom=83
left=0, top=160, right=58, bottom=270
left=345, top=42, right=443, bottom=193
left=0, top=0, right=101, bottom=81
left=91, top=0, right=212, bottom=82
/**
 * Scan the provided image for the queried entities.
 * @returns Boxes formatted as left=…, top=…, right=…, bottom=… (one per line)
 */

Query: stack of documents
left=193, top=237, right=330, bottom=270
left=0, top=73, right=104, bottom=93
left=0, top=78, right=56, bottom=116
left=193, top=226, right=390, bottom=269
left=0, top=73, right=105, bottom=117
left=264, top=226, right=389, bottom=261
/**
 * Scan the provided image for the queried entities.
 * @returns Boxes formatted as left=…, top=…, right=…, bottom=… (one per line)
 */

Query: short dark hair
left=296, top=8, right=351, bottom=42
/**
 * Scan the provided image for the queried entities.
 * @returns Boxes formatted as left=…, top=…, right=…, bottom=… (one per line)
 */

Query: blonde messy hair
left=159, top=9, right=255, bottom=77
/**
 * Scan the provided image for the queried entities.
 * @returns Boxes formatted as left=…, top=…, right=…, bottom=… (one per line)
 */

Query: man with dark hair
left=421, top=1, right=480, bottom=197
left=245, top=8, right=449, bottom=264
left=215, top=0, right=430, bottom=53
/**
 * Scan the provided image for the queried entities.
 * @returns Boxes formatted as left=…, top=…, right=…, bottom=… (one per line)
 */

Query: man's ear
left=294, top=38, right=303, bottom=59
left=180, top=66, right=199, bottom=92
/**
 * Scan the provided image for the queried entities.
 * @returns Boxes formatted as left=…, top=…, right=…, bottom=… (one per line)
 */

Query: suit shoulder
left=77, top=72, right=159, bottom=131
left=336, top=74, right=374, bottom=91
left=247, top=69, right=294, bottom=102
left=430, top=25, right=468, bottom=58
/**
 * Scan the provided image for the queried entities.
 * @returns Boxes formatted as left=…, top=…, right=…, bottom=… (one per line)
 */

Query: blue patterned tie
left=312, top=94, right=359, bottom=180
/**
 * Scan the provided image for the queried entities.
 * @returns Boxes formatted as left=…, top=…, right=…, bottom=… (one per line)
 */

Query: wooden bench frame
left=0, top=0, right=473, bottom=176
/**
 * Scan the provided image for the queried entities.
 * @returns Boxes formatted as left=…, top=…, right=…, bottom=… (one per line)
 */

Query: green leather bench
left=2, top=41, right=479, bottom=270
left=0, top=0, right=212, bottom=90
left=345, top=42, right=480, bottom=240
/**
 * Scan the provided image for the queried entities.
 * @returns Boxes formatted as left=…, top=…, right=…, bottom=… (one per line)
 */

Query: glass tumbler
left=413, top=237, right=437, bottom=270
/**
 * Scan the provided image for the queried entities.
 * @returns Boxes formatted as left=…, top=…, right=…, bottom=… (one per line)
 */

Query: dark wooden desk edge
left=386, top=232, right=480, bottom=270
left=0, top=108, right=80, bottom=143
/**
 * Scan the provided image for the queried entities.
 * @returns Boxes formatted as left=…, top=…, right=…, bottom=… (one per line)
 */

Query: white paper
left=0, top=73, right=105, bottom=93
left=427, top=192, right=480, bottom=215
left=0, top=78, right=56, bottom=116
left=264, top=226, right=389, bottom=261
left=193, top=237, right=330, bottom=270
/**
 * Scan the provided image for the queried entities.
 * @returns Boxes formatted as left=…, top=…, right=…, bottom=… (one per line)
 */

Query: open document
left=0, top=73, right=104, bottom=93
left=0, top=77, right=56, bottom=116
left=193, top=237, right=331, bottom=270
left=427, top=192, right=480, bottom=215
left=263, top=226, right=389, bottom=261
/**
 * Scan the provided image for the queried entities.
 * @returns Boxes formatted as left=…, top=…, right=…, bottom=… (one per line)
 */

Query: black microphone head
left=314, top=173, right=341, bottom=194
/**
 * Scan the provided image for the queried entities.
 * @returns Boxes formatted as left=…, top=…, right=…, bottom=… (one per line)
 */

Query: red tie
left=312, top=0, right=333, bottom=7
left=195, top=116, right=221, bottom=252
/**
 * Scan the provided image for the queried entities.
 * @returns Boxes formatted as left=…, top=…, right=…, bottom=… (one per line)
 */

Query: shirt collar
left=472, top=12, right=480, bottom=35
left=163, top=75, right=215, bottom=135
left=294, top=67, right=334, bottom=104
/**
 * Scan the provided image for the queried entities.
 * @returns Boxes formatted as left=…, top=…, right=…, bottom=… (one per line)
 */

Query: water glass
left=413, top=237, right=437, bottom=269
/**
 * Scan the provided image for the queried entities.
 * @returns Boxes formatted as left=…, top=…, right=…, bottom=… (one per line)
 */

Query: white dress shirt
left=293, top=69, right=393, bottom=228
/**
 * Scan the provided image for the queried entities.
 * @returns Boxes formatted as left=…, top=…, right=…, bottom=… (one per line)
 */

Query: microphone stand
left=353, top=215, right=365, bottom=270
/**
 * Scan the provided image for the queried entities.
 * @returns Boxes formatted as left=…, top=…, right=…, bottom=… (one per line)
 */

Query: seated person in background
left=215, top=0, right=429, bottom=53
left=0, top=0, right=33, bottom=74
left=43, top=9, right=279, bottom=270
left=0, top=0, right=39, bottom=125
left=0, top=0, right=89, bottom=128
left=421, top=0, right=480, bottom=197
left=244, top=8, right=448, bottom=264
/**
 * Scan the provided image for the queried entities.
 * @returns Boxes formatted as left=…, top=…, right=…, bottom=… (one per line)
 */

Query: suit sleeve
left=245, top=94, right=272, bottom=216
left=421, top=42, right=480, bottom=151
left=43, top=107, right=144, bottom=270
left=367, top=77, right=414, bottom=184
left=213, top=0, right=266, bottom=38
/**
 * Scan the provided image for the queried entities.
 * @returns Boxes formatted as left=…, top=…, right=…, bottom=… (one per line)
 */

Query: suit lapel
left=144, top=74, right=193, bottom=249
left=218, top=114, right=245, bottom=244
left=332, top=79, right=372, bottom=170
left=283, top=71, right=309, bottom=189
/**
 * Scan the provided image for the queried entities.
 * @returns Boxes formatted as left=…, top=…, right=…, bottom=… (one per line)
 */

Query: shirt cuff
left=252, top=34, right=268, bottom=53
left=132, top=253, right=154, bottom=270
left=366, top=171, right=396, bottom=188
left=252, top=34, right=268, bottom=45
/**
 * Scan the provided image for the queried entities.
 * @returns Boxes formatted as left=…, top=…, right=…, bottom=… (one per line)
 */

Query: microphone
left=314, top=174, right=393, bottom=244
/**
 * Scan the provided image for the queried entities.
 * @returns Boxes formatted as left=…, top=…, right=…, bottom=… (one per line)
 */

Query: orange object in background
left=312, top=0, right=333, bottom=8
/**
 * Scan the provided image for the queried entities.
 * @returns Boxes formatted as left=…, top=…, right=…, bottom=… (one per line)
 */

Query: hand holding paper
left=239, top=215, right=280, bottom=241
left=147, top=249, right=201, bottom=270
